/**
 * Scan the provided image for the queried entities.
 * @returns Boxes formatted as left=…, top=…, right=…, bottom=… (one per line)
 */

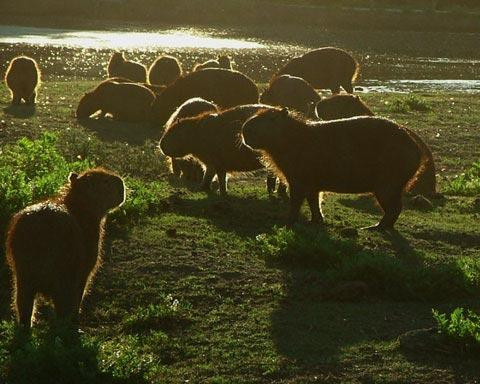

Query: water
left=357, top=79, right=480, bottom=93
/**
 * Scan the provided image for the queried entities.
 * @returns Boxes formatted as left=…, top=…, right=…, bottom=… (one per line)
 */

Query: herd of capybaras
left=3, top=46, right=442, bottom=329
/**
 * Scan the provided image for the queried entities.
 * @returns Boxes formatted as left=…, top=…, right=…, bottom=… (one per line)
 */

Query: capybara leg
left=217, top=170, right=228, bottom=195
left=11, top=93, right=21, bottom=105
left=266, top=174, right=276, bottom=194
left=15, top=282, right=35, bottom=328
left=410, top=168, right=437, bottom=198
left=26, top=92, right=36, bottom=105
left=201, top=168, right=215, bottom=191
left=370, top=189, right=403, bottom=230
left=342, top=81, right=354, bottom=94
left=306, top=191, right=323, bottom=224
left=288, top=185, right=305, bottom=226
left=277, top=182, right=289, bottom=199
left=53, top=293, right=80, bottom=327
left=193, top=165, right=204, bottom=183
left=171, top=158, right=182, bottom=177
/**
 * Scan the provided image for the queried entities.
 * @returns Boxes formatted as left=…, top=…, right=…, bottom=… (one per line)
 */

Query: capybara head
left=110, top=52, right=125, bottom=65
left=315, top=94, right=374, bottom=120
left=76, top=92, right=98, bottom=118
left=218, top=55, right=231, bottom=69
left=66, top=168, right=125, bottom=214
left=242, top=107, right=288, bottom=150
left=165, top=97, right=218, bottom=129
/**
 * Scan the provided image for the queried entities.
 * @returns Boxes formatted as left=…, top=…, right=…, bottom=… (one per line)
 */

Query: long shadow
left=77, top=117, right=160, bottom=146
left=3, top=104, right=36, bottom=118
left=414, top=228, right=480, bottom=249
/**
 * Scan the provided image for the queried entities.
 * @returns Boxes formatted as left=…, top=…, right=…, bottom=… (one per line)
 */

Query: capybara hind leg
left=26, top=91, right=36, bottom=105
left=288, top=185, right=305, bottom=226
left=15, top=282, right=35, bottom=328
left=306, top=191, right=323, bottom=224
left=217, top=170, right=228, bottom=195
left=342, top=81, right=354, bottom=94
left=369, top=189, right=403, bottom=230
left=201, top=168, right=215, bottom=191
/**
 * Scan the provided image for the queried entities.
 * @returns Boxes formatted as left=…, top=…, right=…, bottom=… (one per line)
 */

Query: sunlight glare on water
left=0, top=25, right=264, bottom=49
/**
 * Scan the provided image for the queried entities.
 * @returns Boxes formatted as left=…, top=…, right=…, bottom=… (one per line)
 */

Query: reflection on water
left=357, top=79, right=480, bottom=93
left=0, top=25, right=264, bottom=49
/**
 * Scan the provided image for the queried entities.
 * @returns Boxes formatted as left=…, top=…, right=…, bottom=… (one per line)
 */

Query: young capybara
left=159, top=104, right=277, bottom=194
left=193, top=55, right=233, bottom=71
left=107, top=52, right=147, bottom=83
left=260, top=74, right=321, bottom=117
left=4, top=56, right=41, bottom=105
left=148, top=55, right=182, bottom=86
left=242, top=108, right=426, bottom=229
left=315, top=94, right=438, bottom=198
left=275, top=47, right=359, bottom=94
left=164, top=97, right=219, bottom=182
left=151, top=68, right=259, bottom=125
left=6, top=168, right=125, bottom=328
left=76, top=79, right=156, bottom=123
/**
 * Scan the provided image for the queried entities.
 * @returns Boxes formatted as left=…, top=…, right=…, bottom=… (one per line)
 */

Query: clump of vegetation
left=432, top=307, right=480, bottom=352
left=443, top=161, right=480, bottom=196
left=388, top=94, right=431, bottom=113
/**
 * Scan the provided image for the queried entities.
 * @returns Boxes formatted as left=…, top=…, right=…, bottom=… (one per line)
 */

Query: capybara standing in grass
left=193, top=55, right=233, bottom=71
left=315, top=94, right=438, bottom=198
left=275, top=47, right=359, bottom=93
left=107, top=52, right=147, bottom=82
left=159, top=104, right=277, bottom=194
left=242, top=108, right=426, bottom=229
left=164, top=97, right=219, bottom=182
left=76, top=80, right=156, bottom=123
left=4, top=56, right=40, bottom=105
left=148, top=55, right=182, bottom=86
left=6, top=168, right=125, bottom=328
left=151, top=68, right=259, bottom=125
left=260, top=74, right=320, bottom=117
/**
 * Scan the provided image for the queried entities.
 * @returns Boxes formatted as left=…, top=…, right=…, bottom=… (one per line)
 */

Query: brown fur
left=107, top=52, right=147, bottom=83
left=260, top=74, right=321, bottom=117
left=275, top=47, right=359, bottom=94
left=6, top=168, right=125, bottom=328
left=159, top=104, right=276, bottom=194
left=4, top=56, right=41, bottom=105
left=193, top=55, right=233, bottom=71
left=148, top=55, right=182, bottom=86
left=164, top=98, right=219, bottom=182
left=76, top=79, right=156, bottom=123
left=242, top=108, right=424, bottom=229
left=105, top=76, right=166, bottom=96
left=315, top=94, right=438, bottom=197
left=151, top=68, right=259, bottom=125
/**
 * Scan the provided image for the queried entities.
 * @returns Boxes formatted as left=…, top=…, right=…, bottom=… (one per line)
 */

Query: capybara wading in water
left=5, top=56, right=40, bottom=105
left=275, top=47, right=359, bottom=94
left=242, top=108, right=426, bottom=229
left=6, top=168, right=125, bottom=328
left=107, top=52, right=147, bottom=82
left=260, top=74, right=320, bottom=117
left=315, top=94, right=438, bottom=198
left=148, top=55, right=182, bottom=86
left=159, top=104, right=277, bottom=194
left=193, top=55, right=233, bottom=71
left=164, top=97, right=219, bottom=182
left=151, top=68, right=259, bottom=125
left=76, top=80, right=156, bottom=123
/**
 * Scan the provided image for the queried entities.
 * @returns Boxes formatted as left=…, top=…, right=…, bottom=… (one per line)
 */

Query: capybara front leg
left=26, top=91, right=36, bottom=105
left=11, top=93, right=21, bottom=105
left=287, top=185, right=305, bottom=226
left=15, top=281, right=35, bottom=328
left=369, top=189, right=403, bottom=230
left=217, top=170, right=228, bottom=195
left=201, top=167, right=215, bottom=191
left=306, top=191, right=323, bottom=224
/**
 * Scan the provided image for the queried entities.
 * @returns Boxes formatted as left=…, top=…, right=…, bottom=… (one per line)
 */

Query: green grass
left=433, top=307, right=480, bottom=352
left=443, top=160, right=480, bottom=196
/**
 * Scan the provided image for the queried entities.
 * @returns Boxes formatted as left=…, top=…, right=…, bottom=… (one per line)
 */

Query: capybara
left=159, top=104, right=277, bottom=194
left=315, top=94, right=438, bottom=198
left=107, top=52, right=147, bottom=82
left=242, top=108, right=426, bottom=229
left=76, top=80, right=156, bottom=123
left=6, top=168, right=125, bottom=328
left=275, top=47, right=359, bottom=93
left=4, top=56, right=40, bottom=105
left=151, top=68, right=259, bottom=125
left=193, top=55, right=233, bottom=71
left=260, top=74, right=321, bottom=117
left=164, top=97, right=219, bottom=182
left=148, top=55, right=182, bottom=86
left=106, top=76, right=166, bottom=96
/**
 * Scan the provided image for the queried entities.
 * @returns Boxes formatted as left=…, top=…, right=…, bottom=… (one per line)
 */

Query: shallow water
left=357, top=79, right=480, bottom=93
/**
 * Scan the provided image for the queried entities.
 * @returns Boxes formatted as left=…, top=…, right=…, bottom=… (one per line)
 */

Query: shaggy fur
left=242, top=108, right=425, bottom=229
left=193, top=55, right=233, bottom=71
left=315, top=94, right=438, bottom=197
left=107, top=52, right=147, bottom=83
left=6, top=168, right=125, bottom=328
left=275, top=47, right=359, bottom=94
left=148, top=55, right=182, bottom=86
left=164, top=98, right=219, bottom=182
left=260, top=74, right=321, bottom=117
left=76, top=80, right=156, bottom=123
left=4, top=56, right=41, bottom=105
left=151, top=68, right=259, bottom=125
left=159, top=104, right=276, bottom=194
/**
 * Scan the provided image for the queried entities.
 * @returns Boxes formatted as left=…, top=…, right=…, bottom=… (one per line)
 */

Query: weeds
left=443, top=161, right=480, bottom=196
left=388, top=94, right=431, bottom=113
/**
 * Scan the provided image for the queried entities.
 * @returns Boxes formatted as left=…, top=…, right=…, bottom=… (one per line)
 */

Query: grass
left=443, top=161, right=480, bottom=196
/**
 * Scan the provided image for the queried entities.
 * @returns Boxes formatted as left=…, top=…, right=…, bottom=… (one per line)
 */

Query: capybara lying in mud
left=275, top=47, right=359, bottom=94
left=164, top=97, right=219, bottom=182
left=159, top=104, right=277, bottom=194
left=107, top=52, right=147, bottom=82
left=193, top=55, right=233, bottom=71
left=151, top=68, right=259, bottom=125
left=76, top=79, right=156, bottom=123
left=315, top=94, right=438, bottom=198
left=260, top=74, right=320, bottom=117
left=4, top=56, right=41, bottom=105
left=242, top=108, right=426, bottom=229
left=148, top=55, right=182, bottom=86
left=6, top=168, right=125, bottom=328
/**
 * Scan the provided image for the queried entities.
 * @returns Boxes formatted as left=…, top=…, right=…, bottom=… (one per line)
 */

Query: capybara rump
left=5, top=56, right=40, bottom=105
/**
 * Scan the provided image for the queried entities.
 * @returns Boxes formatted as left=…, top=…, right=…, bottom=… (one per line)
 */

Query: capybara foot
left=361, top=223, right=393, bottom=231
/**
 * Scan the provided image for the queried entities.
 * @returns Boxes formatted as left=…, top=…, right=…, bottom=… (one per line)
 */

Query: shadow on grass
left=3, top=104, right=36, bottom=118
left=414, top=229, right=480, bottom=249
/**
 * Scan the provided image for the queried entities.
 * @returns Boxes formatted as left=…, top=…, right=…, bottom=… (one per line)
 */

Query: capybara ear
left=68, top=172, right=79, bottom=184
